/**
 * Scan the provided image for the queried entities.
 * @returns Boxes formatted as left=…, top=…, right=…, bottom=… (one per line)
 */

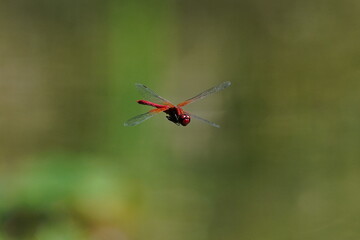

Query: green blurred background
left=1, top=0, right=360, bottom=239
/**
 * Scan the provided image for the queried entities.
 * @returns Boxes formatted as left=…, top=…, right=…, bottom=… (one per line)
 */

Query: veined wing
left=188, top=112, right=220, bottom=128
left=135, top=83, right=174, bottom=106
left=124, top=108, right=165, bottom=126
left=177, top=81, right=231, bottom=107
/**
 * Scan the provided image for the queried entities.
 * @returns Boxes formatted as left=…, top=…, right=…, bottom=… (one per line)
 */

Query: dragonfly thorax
left=165, top=108, right=191, bottom=126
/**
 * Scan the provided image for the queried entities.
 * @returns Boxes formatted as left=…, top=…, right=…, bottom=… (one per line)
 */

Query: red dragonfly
left=124, top=81, right=231, bottom=128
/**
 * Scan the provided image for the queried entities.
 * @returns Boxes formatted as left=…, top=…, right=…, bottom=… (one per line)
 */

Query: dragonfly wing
left=124, top=108, right=166, bottom=126
left=177, top=81, right=231, bottom=107
left=188, top=113, right=220, bottom=128
left=135, top=83, right=174, bottom=106
left=124, top=112, right=155, bottom=126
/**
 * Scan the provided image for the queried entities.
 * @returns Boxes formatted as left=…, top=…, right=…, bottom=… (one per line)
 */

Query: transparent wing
left=188, top=113, right=220, bottom=128
left=135, top=83, right=174, bottom=106
left=177, top=81, right=231, bottom=107
left=124, top=108, right=165, bottom=127
left=124, top=112, right=155, bottom=127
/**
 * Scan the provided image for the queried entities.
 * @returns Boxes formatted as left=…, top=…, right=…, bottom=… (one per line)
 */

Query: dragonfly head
left=179, top=114, right=191, bottom=126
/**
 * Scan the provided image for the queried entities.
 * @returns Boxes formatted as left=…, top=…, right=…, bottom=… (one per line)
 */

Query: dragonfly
left=124, top=81, right=231, bottom=128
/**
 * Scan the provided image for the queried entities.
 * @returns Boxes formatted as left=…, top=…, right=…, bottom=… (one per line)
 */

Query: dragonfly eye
left=179, top=114, right=191, bottom=126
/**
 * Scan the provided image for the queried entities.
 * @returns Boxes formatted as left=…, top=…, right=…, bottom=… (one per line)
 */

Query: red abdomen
left=137, top=100, right=167, bottom=109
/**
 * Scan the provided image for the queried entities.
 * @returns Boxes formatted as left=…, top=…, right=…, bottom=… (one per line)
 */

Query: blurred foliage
left=1, top=0, right=360, bottom=240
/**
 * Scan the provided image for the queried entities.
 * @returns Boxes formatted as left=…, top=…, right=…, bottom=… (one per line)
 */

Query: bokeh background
left=1, top=0, right=360, bottom=239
